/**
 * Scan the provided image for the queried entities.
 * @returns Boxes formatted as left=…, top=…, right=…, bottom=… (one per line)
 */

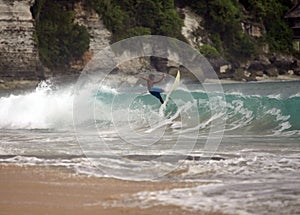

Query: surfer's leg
left=156, top=93, right=165, bottom=104
left=150, top=91, right=164, bottom=104
left=158, top=95, right=164, bottom=104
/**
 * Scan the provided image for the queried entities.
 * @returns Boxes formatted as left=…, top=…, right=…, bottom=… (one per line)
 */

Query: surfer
left=140, top=73, right=166, bottom=104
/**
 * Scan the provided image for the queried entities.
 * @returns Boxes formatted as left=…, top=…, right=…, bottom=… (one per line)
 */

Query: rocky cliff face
left=74, top=2, right=111, bottom=56
left=0, top=0, right=41, bottom=81
left=61, top=1, right=112, bottom=73
left=0, top=0, right=112, bottom=84
left=181, top=6, right=300, bottom=82
left=0, top=1, right=298, bottom=86
left=181, top=7, right=205, bottom=48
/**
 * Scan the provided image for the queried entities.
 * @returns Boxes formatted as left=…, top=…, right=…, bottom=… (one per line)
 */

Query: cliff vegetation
left=84, top=0, right=184, bottom=42
left=30, top=0, right=299, bottom=79
left=180, top=0, right=295, bottom=59
left=31, top=0, right=90, bottom=70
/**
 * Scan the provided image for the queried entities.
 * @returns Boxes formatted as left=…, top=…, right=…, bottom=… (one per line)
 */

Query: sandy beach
left=0, top=165, right=217, bottom=215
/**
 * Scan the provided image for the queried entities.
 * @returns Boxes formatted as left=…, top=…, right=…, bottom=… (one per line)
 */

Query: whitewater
left=0, top=79, right=299, bottom=214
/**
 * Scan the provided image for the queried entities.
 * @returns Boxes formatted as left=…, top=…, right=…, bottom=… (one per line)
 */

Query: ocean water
left=0, top=80, right=299, bottom=214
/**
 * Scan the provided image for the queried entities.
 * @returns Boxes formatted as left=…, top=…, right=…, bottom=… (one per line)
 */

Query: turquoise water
left=0, top=80, right=299, bottom=214
left=91, top=81, right=300, bottom=136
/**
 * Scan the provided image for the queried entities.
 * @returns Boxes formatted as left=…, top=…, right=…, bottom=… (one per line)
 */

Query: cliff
left=74, top=2, right=111, bottom=55
left=0, top=0, right=41, bottom=82
left=0, top=0, right=299, bottom=88
left=70, top=1, right=111, bottom=72
left=180, top=6, right=300, bottom=82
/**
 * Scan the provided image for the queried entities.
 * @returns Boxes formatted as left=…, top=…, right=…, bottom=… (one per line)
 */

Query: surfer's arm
left=139, top=76, right=150, bottom=81
left=153, top=73, right=166, bottom=84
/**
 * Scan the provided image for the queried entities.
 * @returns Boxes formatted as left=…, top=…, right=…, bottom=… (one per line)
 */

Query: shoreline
left=205, top=74, right=300, bottom=84
left=0, top=164, right=220, bottom=215
left=1, top=74, right=300, bottom=92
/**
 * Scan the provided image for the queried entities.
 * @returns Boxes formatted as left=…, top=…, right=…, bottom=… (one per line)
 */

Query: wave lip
left=0, top=80, right=299, bottom=136
left=0, top=81, right=74, bottom=129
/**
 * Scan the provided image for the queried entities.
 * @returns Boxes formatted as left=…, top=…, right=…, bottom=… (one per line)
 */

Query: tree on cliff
left=87, top=0, right=184, bottom=41
left=187, top=0, right=294, bottom=59
left=31, top=0, right=90, bottom=70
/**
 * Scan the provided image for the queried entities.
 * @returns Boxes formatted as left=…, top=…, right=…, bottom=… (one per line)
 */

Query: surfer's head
left=149, top=74, right=155, bottom=80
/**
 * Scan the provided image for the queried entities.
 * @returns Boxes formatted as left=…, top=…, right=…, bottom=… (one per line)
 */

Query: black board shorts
left=149, top=87, right=164, bottom=104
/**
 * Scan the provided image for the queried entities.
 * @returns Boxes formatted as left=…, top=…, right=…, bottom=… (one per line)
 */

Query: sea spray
left=0, top=81, right=74, bottom=129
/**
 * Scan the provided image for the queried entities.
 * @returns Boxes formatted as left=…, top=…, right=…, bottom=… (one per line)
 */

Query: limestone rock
left=241, top=21, right=264, bottom=38
left=181, top=7, right=205, bottom=47
left=254, top=70, right=264, bottom=77
left=117, top=57, right=151, bottom=75
left=74, top=2, right=111, bottom=55
left=0, top=0, right=41, bottom=80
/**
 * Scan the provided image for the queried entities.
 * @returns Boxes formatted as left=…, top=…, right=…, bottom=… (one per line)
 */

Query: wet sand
left=0, top=165, right=220, bottom=215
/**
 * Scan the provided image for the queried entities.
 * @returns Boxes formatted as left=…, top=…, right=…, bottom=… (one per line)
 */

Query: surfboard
left=163, top=70, right=180, bottom=105
left=145, top=71, right=181, bottom=133
left=159, top=70, right=180, bottom=115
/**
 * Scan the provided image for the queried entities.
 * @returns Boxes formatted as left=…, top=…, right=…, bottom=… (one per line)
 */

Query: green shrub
left=189, top=0, right=294, bottom=59
left=199, top=45, right=220, bottom=58
left=239, top=0, right=293, bottom=52
left=87, top=0, right=184, bottom=41
left=125, top=27, right=152, bottom=37
left=114, top=27, right=152, bottom=41
left=230, top=33, right=256, bottom=59
left=32, top=0, right=90, bottom=69
left=188, top=0, right=256, bottom=59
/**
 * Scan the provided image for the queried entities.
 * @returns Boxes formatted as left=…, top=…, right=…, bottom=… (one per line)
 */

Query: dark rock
left=248, top=60, right=269, bottom=71
left=274, top=60, right=292, bottom=74
left=269, top=53, right=298, bottom=75
left=291, top=60, right=298, bottom=69
left=278, top=68, right=287, bottom=75
left=254, top=70, right=264, bottom=77
left=269, top=55, right=276, bottom=64
left=218, top=72, right=234, bottom=80
left=233, top=68, right=247, bottom=81
left=264, top=68, right=279, bottom=77
left=232, top=68, right=257, bottom=82
left=294, top=68, right=300, bottom=76
left=150, top=56, right=168, bottom=72
left=208, top=57, right=230, bottom=73
left=248, top=72, right=257, bottom=81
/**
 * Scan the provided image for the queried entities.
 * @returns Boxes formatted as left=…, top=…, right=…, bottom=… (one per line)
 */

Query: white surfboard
left=145, top=71, right=181, bottom=133
left=159, top=70, right=180, bottom=115
left=169, top=70, right=181, bottom=94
